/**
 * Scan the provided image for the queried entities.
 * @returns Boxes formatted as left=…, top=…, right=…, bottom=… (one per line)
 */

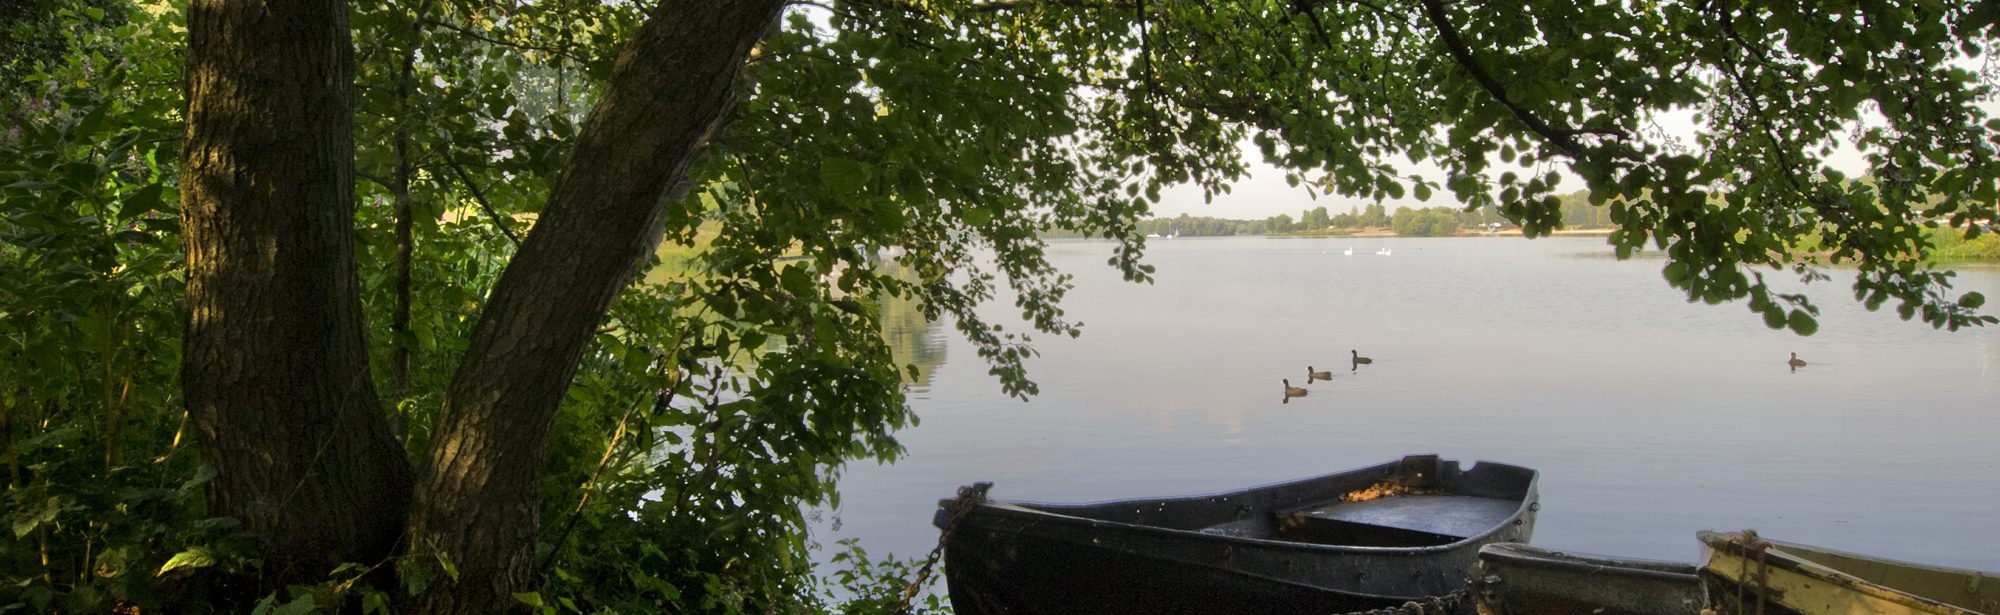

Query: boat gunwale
left=959, top=459, right=1538, bottom=556
left=1477, top=543, right=1702, bottom=584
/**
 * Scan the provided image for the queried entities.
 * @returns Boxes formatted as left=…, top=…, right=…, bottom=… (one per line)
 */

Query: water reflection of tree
left=874, top=259, right=946, bottom=388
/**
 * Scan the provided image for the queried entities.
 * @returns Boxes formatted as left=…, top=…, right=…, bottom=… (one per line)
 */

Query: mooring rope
left=1730, top=529, right=1774, bottom=615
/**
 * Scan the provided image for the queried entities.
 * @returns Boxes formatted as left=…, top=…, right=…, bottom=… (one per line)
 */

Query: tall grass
left=1929, top=226, right=2000, bottom=261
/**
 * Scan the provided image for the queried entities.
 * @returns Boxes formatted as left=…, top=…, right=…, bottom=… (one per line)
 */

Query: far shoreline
left=1260, top=228, right=1616, bottom=238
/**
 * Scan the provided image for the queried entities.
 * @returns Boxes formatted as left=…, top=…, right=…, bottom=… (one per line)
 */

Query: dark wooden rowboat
left=1470, top=543, right=1706, bottom=615
left=933, top=455, right=1539, bottom=615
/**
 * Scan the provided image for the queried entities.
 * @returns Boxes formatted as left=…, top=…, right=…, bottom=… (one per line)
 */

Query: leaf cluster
left=0, top=5, right=253, bottom=614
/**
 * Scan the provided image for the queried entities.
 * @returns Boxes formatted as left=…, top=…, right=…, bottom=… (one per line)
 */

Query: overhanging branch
left=969, top=0, right=1136, bottom=12
left=1417, top=0, right=1625, bottom=157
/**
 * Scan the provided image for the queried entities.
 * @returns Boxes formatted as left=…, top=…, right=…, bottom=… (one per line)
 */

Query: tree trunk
left=402, top=1, right=784, bottom=612
left=181, top=0, right=412, bottom=594
left=389, top=4, right=426, bottom=440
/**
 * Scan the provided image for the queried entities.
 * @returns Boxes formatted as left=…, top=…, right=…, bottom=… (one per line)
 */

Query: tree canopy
left=3, top=0, right=1997, bottom=613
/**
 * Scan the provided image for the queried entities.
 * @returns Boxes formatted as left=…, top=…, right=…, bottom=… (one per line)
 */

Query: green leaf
left=1958, top=292, right=1985, bottom=309
left=273, top=593, right=316, bottom=615
left=1762, top=305, right=1787, bottom=329
left=120, top=183, right=165, bottom=219
left=75, top=104, right=110, bottom=138
left=362, top=592, right=391, bottom=614
left=1662, top=261, right=1689, bottom=285
left=961, top=206, right=992, bottom=226
left=819, top=157, right=871, bottom=194
left=1786, top=309, right=1820, bottom=336
left=11, top=497, right=63, bottom=538
left=157, top=545, right=219, bottom=576
left=436, top=549, right=460, bottom=581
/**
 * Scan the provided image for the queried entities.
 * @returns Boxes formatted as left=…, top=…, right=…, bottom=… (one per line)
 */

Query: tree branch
left=845, top=0, right=1135, bottom=15
left=443, top=158, right=523, bottom=247
left=1417, top=0, right=1625, bottom=157
left=427, top=18, right=593, bottom=65
left=356, top=169, right=392, bottom=191
left=968, top=0, right=1135, bottom=13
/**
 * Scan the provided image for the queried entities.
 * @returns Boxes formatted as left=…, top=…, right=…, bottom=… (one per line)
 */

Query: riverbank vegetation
left=1932, top=227, right=2000, bottom=261
left=5, top=0, right=1997, bottom=613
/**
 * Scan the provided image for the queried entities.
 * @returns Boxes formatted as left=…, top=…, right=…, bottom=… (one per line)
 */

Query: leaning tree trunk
left=401, top=1, right=785, bottom=613
left=182, top=0, right=413, bottom=595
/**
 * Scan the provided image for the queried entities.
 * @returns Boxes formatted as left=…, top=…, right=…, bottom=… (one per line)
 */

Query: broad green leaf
left=11, top=497, right=63, bottom=538
left=819, top=157, right=871, bottom=194
left=1662, top=261, right=1689, bottom=284
left=156, top=546, right=219, bottom=576
left=1762, top=306, right=1787, bottom=329
left=1787, top=310, right=1820, bottom=336
left=273, top=594, right=316, bottom=615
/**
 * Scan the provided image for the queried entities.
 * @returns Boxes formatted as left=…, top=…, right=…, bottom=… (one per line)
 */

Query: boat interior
left=1011, top=455, right=1537, bottom=549
left=1198, top=493, right=1520, bottom=547
left=1771, top=540, right=2000, bottom=613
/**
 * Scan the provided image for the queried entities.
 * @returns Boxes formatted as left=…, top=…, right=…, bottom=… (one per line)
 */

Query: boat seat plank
left=1292, top=495, right=1518, bottom=539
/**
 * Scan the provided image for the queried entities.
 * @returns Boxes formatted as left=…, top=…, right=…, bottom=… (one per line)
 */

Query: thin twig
left=443, top=159, right=524, bottom=247
left=427, top=19, right=593, bottom=65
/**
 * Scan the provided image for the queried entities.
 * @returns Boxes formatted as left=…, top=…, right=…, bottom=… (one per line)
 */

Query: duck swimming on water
left=1283, top=379, right=1308, bottom=398
left=1308, top=366, right=1333, bottom=383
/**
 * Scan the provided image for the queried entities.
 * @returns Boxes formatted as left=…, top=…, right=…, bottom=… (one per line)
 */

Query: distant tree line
left=1391, top=206, right=1465, bottom=236
left=1555, top=190, right=1612, bottom=228
left=1040, top=195, right=1611, bottom=238
left=1039, top=213, right=1260, bottom=237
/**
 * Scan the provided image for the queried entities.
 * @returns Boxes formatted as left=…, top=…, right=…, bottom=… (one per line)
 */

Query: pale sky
left=1149, top=106, right=1909, bottom=222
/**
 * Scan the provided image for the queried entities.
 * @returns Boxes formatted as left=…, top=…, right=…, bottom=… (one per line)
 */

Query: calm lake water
left=816, top=235, right=2000, bottom=574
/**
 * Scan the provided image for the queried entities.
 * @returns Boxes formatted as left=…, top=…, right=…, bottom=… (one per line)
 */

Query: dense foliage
left=1, top=3, right=941, bottom=613
left=3, top=0, right=1998, bottom=613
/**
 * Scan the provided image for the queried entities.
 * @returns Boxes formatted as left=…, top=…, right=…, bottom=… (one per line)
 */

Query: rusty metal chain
left=1329, top=587, right=1470, bottom=615
left=892, top=482, right=991, bottom=615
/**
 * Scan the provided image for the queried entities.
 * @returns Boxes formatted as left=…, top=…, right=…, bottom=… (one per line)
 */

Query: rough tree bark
left=401, top=1, right=786, bottom=612
left=181, top=0, right=413, bottom=593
